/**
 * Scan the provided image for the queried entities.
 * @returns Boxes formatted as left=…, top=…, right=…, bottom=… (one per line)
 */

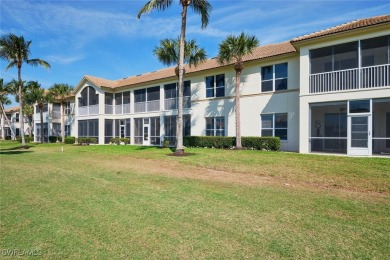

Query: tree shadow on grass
left=0, top=150, right=33, bottom=155
left=0, top=145, right=34, bottom=155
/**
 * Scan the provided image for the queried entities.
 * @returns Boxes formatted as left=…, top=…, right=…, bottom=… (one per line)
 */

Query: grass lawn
left=0, top=141, right=389, bottom=259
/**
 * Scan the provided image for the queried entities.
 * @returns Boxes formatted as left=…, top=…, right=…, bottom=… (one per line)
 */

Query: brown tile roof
left=4, top=106, right=19, bottom=113
left=291, top=14, right=390, bottom=42
left=84, top=41, right=296, bottom=90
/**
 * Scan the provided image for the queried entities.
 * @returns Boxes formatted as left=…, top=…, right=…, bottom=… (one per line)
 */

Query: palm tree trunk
left=175, top=3, right=188, bottom=155
left=61, top=101, right=65, bottom=143
left=235, top=69, right=242, bottom=149
left=40, top=107, right=44, bottom=143
left=0, top=101, right=16, bottom=138
left=18, top=67, right=26, bottom=147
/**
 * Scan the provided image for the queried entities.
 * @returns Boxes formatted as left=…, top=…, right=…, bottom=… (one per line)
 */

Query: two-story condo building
left=0, top=106, right=31, bottom=139
left=38, top=15, right=390, bottom=156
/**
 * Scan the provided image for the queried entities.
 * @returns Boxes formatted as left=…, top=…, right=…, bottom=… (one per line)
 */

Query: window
left=349, top=100, right=370, bottom=113
left=261, top=113, right=288, bottom=140
left=79, top=86, right=99, bottom=107
left=261, top=63, right=288, bottom=92
left=65, top=125, right=71, bottom=137
left=134, top=118, right=143, bottom=144
left=206, top=74, right=225, bottom=98
left=15, top=113, right=19, bottom=122
left=150, top=117, right=160, bottom=145
left=310, top=41, right=358, bottom=74
left=205, top=117, right=225, bottom=136
left=164, top=115, right=191, bottom=145
left=53, top=123, right=61, bottom=137
left=78, top=119, right=99, bottom=138
left=361, top=35, right=390, bottom=67
left=65, top=101, right=71, bottom=115
left=104, top=119, right=113, bottom=143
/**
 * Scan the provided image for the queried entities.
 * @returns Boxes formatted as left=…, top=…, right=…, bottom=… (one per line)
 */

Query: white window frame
left=205, top=117, right=225, bottom=136
left=261, top=63, right=288, bottom=92
left=205, top=74, right=225, bottom=98
left=260, top=113, right=288, bottom=141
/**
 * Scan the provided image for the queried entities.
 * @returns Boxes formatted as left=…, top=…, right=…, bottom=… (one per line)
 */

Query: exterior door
left=348, top=115, right=371, bottom=156
left=120, top=125, right=125, bottom=138
left=143, top=125, right=149, bottom=145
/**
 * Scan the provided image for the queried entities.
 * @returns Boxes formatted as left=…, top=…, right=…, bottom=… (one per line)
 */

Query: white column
left=160, top=84, right=164, bottom=111
left=130, top=90, right=134, bottom=114
left=130, top=118, right=134, bottom=145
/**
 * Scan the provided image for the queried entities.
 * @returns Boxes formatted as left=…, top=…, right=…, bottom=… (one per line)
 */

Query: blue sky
left=1, top=0, right=389, bottom=107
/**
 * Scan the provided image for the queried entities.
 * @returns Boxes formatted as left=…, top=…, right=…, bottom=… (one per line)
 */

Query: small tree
left=218, top=32, right=259, bottom=149
left=0, top=33, right=50, bottom=147
left=49, top=84, right=74, bottom=143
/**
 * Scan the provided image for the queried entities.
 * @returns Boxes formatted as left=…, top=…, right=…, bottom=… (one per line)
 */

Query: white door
left=348, top=115, right=371, bottom=156
left=120, top=125, right=125, bottom=138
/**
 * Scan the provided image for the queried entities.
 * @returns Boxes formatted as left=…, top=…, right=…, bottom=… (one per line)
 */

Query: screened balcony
left=164, top=81, right=191, bottom=110
left=78, top=86, right=99, bottom=116
left=134, top=86, right=160, bottom=113
left=309, top=35, right=390, bottom=93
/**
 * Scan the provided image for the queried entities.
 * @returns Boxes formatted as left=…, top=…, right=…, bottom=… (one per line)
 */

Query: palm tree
left=154, top=38, right=207, bottom=77
left=49, top=84, right=74, bottom=143
left=23, top=104, right=34, bottom=137
left=25, top=83, right=53, bottom=143
left=218, top=32, right=259, bottom=149
left=0, top=78, right=15, bottom=139
left=138, top=0, right=211, bottom=155
left=154, top=38, right=206, bottom=147
left=0, top=33, right=51, bottom=147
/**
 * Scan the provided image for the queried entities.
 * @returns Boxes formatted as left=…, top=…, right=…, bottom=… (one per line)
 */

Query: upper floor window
left=79, top=86, right=98, bottom=107
left=15, top=113, right=19, bottom=122
left=261, top=113, right=288, bottom=141
left=261, top=63, right=288, bottom=92
left=205, top=117, right=225, bottom=136
left=206, top=74, right=225, bottom=98
left=164, top=81, right=191, bottom=99
left=65, top=101, right=71, bottom=115
left=310, top=41, right=358, bottom=74
left=361, top=35, right=390, bottom=67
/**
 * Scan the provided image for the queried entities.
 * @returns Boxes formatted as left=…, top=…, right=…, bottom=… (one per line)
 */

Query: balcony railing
left=52, top=111, right=61, bottom=119
left=78, top=104, right=99, bottom=116
left=309, top=64, right=390, bottom=93
left=164, top=96, right=191, bottom=110
left=123, top=104, right=131, bottom=114
left=134, top=100, right=160, bottom=113
left=115, top=104, right=122, bottom=115
left=105, top=105, right=113, bottom=114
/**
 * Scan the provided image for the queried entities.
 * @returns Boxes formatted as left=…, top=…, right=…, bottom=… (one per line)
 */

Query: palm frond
left=190, top=0, right=212, bottom=29
left=138, top=0, right=173, bottom=18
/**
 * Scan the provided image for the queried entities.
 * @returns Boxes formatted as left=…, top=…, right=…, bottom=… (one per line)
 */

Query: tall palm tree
left=0, top=33, right=51, bottom=147
left=24, top=81, right=45, bottom=138
left=154, top=38, right=206, bottom=147
left=138, top=0, right=211, bottom=155
left=49, top=84, right=74, bottom=143
left=218, top=32, right=259, bottom=149
left=23, top=104, right=34, bottom=137
left=0, top=78, right=15, bottom=139
left=25, top=83, right=53, bottom=143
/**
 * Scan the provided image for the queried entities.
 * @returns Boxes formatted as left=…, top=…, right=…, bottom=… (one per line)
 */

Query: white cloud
left=45, top=54, right=85, bottom=65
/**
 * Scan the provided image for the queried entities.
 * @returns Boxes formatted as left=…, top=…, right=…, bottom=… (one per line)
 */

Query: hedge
left=184, top=136, right=280, bottom=151
left=110, top=137, right=130, bottom=145
left=65, top=136, right=76, bottom=144
left=48, top=136, right=59, bottom=143
left=77, top=137, right=98, bottom=145
left=17, top=136, right=34, bottom=143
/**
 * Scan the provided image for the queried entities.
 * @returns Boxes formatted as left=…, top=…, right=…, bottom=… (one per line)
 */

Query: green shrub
left=162, top=139, right=171, bottom=148
left=65, top=136, right=76, bottom=144
left=110, top=137, right=130, bottom=145
left=242, top=136, right=280, bottom=151
left=48, top=136, right=58, bottom=143
left=184, top=136, right=235, bottom=149
left=5, top=136, right=12, bottom=140
left=17, top=136, right=34, bottom=143
left=184, top=136, right=280, bottom=151
left=77, top=137, right=98, bottom=145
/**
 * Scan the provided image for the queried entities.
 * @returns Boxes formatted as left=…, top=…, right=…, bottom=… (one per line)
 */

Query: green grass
left=1, top=141, right=389, bottom=259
